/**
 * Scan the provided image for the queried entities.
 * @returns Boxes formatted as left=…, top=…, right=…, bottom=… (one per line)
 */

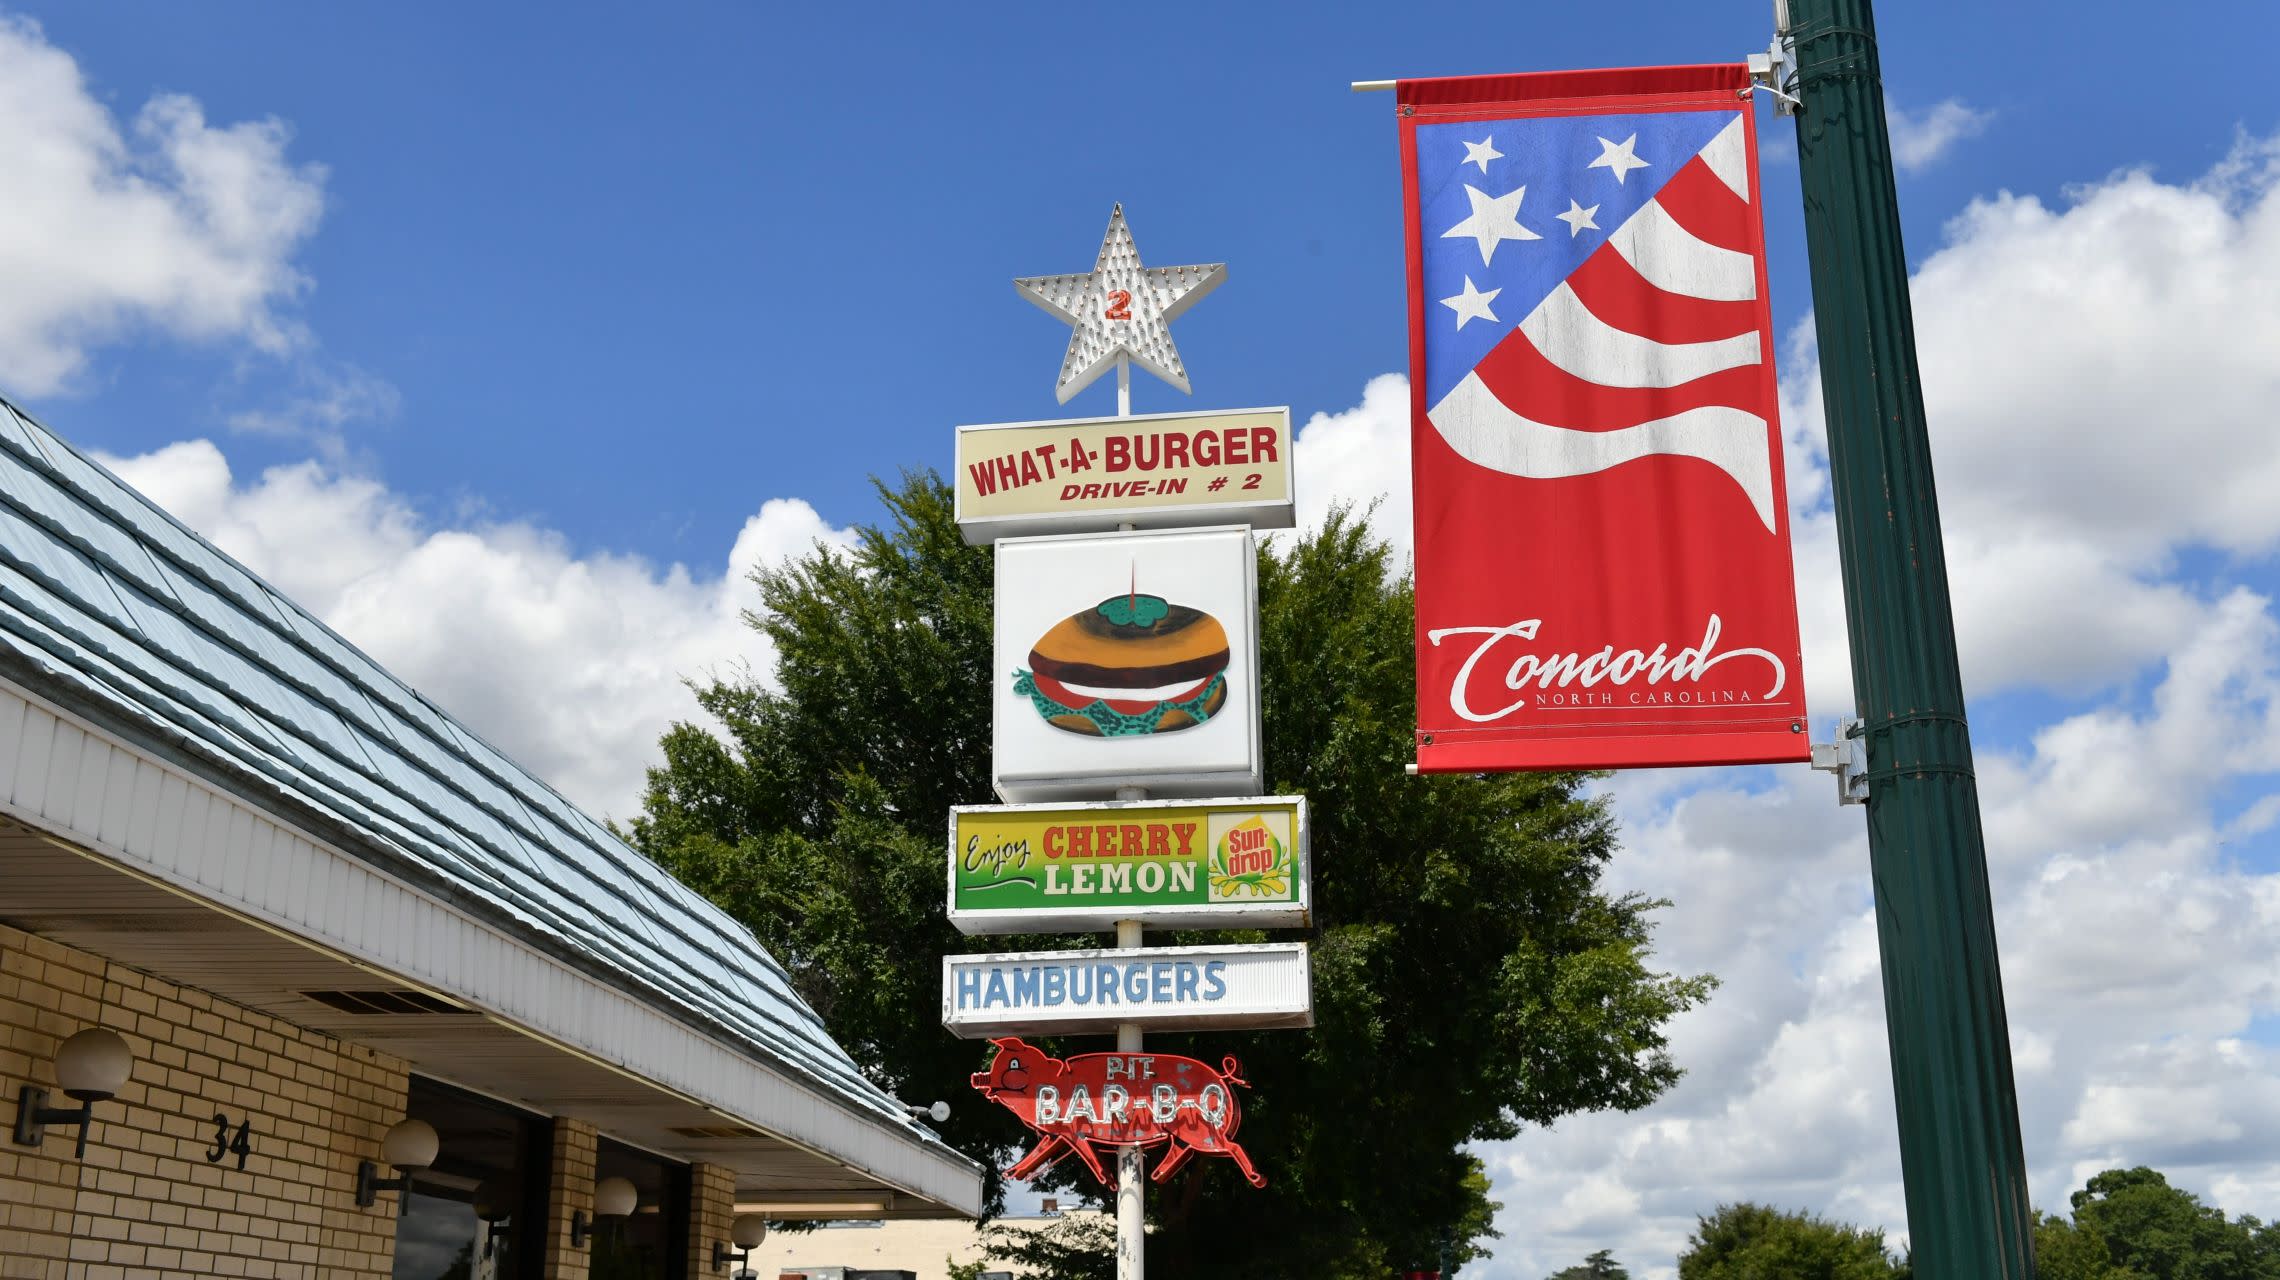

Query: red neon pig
left=968, top=1036, right=1266, bottom=1188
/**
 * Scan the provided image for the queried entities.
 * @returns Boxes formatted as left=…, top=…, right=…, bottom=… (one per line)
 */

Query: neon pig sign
left=968, top=1036, right=1266, bottom=1188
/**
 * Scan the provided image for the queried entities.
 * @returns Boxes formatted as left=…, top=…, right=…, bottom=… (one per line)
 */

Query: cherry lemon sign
left=1397, top=65, right=1808, bottom=771
left=949, top=796, right=1309, bottom=934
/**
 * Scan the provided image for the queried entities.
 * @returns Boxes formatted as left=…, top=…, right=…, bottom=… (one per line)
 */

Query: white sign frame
left=941, top=943, right=1313, bottom=1038
left=992, top=526, right=1262, bottom=803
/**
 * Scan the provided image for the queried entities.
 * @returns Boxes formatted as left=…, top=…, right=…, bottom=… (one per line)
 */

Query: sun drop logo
left=1209, top=818, right=1291, bottom=899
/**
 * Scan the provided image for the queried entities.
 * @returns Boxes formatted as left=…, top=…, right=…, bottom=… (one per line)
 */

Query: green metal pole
left=1782, top=3, right=2039, bottom=1277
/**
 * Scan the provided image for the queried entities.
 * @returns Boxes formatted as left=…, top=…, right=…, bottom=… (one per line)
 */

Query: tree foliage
left=2035, top=1167, right=2280, bottom=1280
left=628, top=473, right=1715, bottom=1278
left=1678, top=1203, right=1905, bottom=1280
left=1548, top=1248, right=1633, bottom=1279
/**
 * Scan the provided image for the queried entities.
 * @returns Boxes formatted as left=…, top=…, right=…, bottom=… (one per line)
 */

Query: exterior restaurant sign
left=942, top=943, right=1312, bottom=1037
left=1396, top=65, right=1808, bottom=772
left=955, top=406, right=1294, bottom=543
left=948, top=796, right=1309, bottom=933
left=955, top=207, right=1301, bottom=1258
left=970, top=1037, right=1269, bottom=1189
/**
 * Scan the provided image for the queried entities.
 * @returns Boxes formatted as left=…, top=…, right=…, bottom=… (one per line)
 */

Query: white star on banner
left=1440, top=276, right=1502, bottom=330
left=1013, top=204, right=1226, bottom=404
left=1588, top=133, right=1650, bottom=184
left=1555, top=199, right=1600, bottom=237
left=1441, top=184, right=1539, bottom=265
left=1461, top=136, right=1504, bottom=173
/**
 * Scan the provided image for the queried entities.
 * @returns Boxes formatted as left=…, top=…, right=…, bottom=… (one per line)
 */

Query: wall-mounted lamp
left=473, top=1177, right=513, bottom=1258
left=354, top=1117, right=438, bottom=1208
left=571, top=1175, right=640, bottom=1247
left=12, top=1027, right=133, bottom=1159
left=904, top=1100, right=951, bottom=1124
left=712, top=1214, right=769, bottom=1272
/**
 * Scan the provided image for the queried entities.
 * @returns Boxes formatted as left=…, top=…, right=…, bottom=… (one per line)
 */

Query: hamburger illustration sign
left=1014, top=589, right=1230, bottom=738
left=949, top=796, right=1310, bottom=933
left=994, top=525, right=1262, bottom=802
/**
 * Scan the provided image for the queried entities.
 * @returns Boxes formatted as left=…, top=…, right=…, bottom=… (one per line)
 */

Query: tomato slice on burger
left=1028, top=671, right=1210, bottom=717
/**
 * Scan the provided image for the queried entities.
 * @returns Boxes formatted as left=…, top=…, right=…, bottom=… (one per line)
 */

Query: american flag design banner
left=1398, top=65, right=1807, bottom=771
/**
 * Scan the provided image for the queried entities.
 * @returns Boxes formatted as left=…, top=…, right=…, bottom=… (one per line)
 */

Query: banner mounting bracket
left=1808, top=717, right=1869, bottom=805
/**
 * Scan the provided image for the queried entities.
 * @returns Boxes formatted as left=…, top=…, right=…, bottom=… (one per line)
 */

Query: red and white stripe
left=1427, top=117, right=1777, bottom=532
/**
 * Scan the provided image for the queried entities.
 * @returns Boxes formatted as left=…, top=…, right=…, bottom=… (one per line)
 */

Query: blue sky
left=5, top=3, right=2280, bottom=1278
left=14, top=1, right=2269, bottom=559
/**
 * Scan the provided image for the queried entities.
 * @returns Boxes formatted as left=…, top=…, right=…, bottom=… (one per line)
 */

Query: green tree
left=1678, top=1203, right=1904, bottom=1280
left=1548, top=1248, right=1632, bottom=1279
left=628, top=474, right=1715, bottom=1279
left=2034, top=1166, right=2280, bottom=1280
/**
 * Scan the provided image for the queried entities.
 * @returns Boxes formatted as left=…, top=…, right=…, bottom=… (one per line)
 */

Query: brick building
left=0, top=395, right=982, bottom=1278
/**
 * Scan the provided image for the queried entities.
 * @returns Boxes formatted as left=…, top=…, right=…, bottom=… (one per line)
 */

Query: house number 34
left=205, top=1113, right=254, bottom=1170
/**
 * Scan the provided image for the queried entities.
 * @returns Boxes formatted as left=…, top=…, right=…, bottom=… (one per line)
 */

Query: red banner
left=1400, top=65, right=1807, bottom=771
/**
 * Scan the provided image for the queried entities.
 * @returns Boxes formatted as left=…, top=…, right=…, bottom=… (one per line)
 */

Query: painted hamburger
left=1012, top=591, right=1229, bottom=736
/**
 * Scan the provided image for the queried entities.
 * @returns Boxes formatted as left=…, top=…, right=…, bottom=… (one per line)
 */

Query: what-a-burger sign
left=955, top=406, right=1294, bottom=543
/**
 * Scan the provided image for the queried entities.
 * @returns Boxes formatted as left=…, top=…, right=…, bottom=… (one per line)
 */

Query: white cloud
left=1289, top=370, right=1412, bottom=565
left=224, top=361, right=401, bottom=461
left=0, top=15, right=326, bottom=395
left=97, top=440, right=854, bottom=821
left=1887, top=96, right=1992, bottom=173
left=1296, top=133, right=2280, bottom=1278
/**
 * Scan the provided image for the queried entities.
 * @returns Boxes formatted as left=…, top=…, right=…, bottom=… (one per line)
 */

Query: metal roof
left=0, top=394, right=961, bottom=1162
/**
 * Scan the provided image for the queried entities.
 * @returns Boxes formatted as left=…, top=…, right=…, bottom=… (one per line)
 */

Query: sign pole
left=1115, top=918, right=1144, bottom=1280
left=1783, top=2, right=2038, bottom=1275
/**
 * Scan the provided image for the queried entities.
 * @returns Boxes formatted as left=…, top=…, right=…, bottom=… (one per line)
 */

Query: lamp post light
left=354, top=1117, right=439, bottom=1209
left=473, top=1176, right=514, bottom=1259
left=712, top=1214, right=770, bottom=1272
left=573, top=1176, right=640, bottom=1248
left=11, top=1027, right=134, bottom=1159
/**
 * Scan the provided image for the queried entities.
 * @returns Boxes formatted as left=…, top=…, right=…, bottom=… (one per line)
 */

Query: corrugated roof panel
left=0, top=395, right=939, bottom=1143
left=0, top=444, right=177, bottom=606
left=0, top=405, right=41, bottom=455
left=30, top=436, right=285, bottom=623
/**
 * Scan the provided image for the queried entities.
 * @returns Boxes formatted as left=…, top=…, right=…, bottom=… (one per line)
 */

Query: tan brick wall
left=0, top=921, right=408, bottom=1280
left=686, top=1161, right=736, bottom=1278
left=543, top=1115, right=598, bottom=1279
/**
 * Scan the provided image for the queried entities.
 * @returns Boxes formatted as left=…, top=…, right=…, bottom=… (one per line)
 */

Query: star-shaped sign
left=1440, top=276, right=1501, bottom=330
left=1555, top=199, right=1600, bottom=237
left=1014, top=204, right=1226, bottom=404
left=1440, top=184, right=1540, bottom=266
left=1461, top=135, right=1503, bottom=173
left=1588, top=133, right=1650, bottom=184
